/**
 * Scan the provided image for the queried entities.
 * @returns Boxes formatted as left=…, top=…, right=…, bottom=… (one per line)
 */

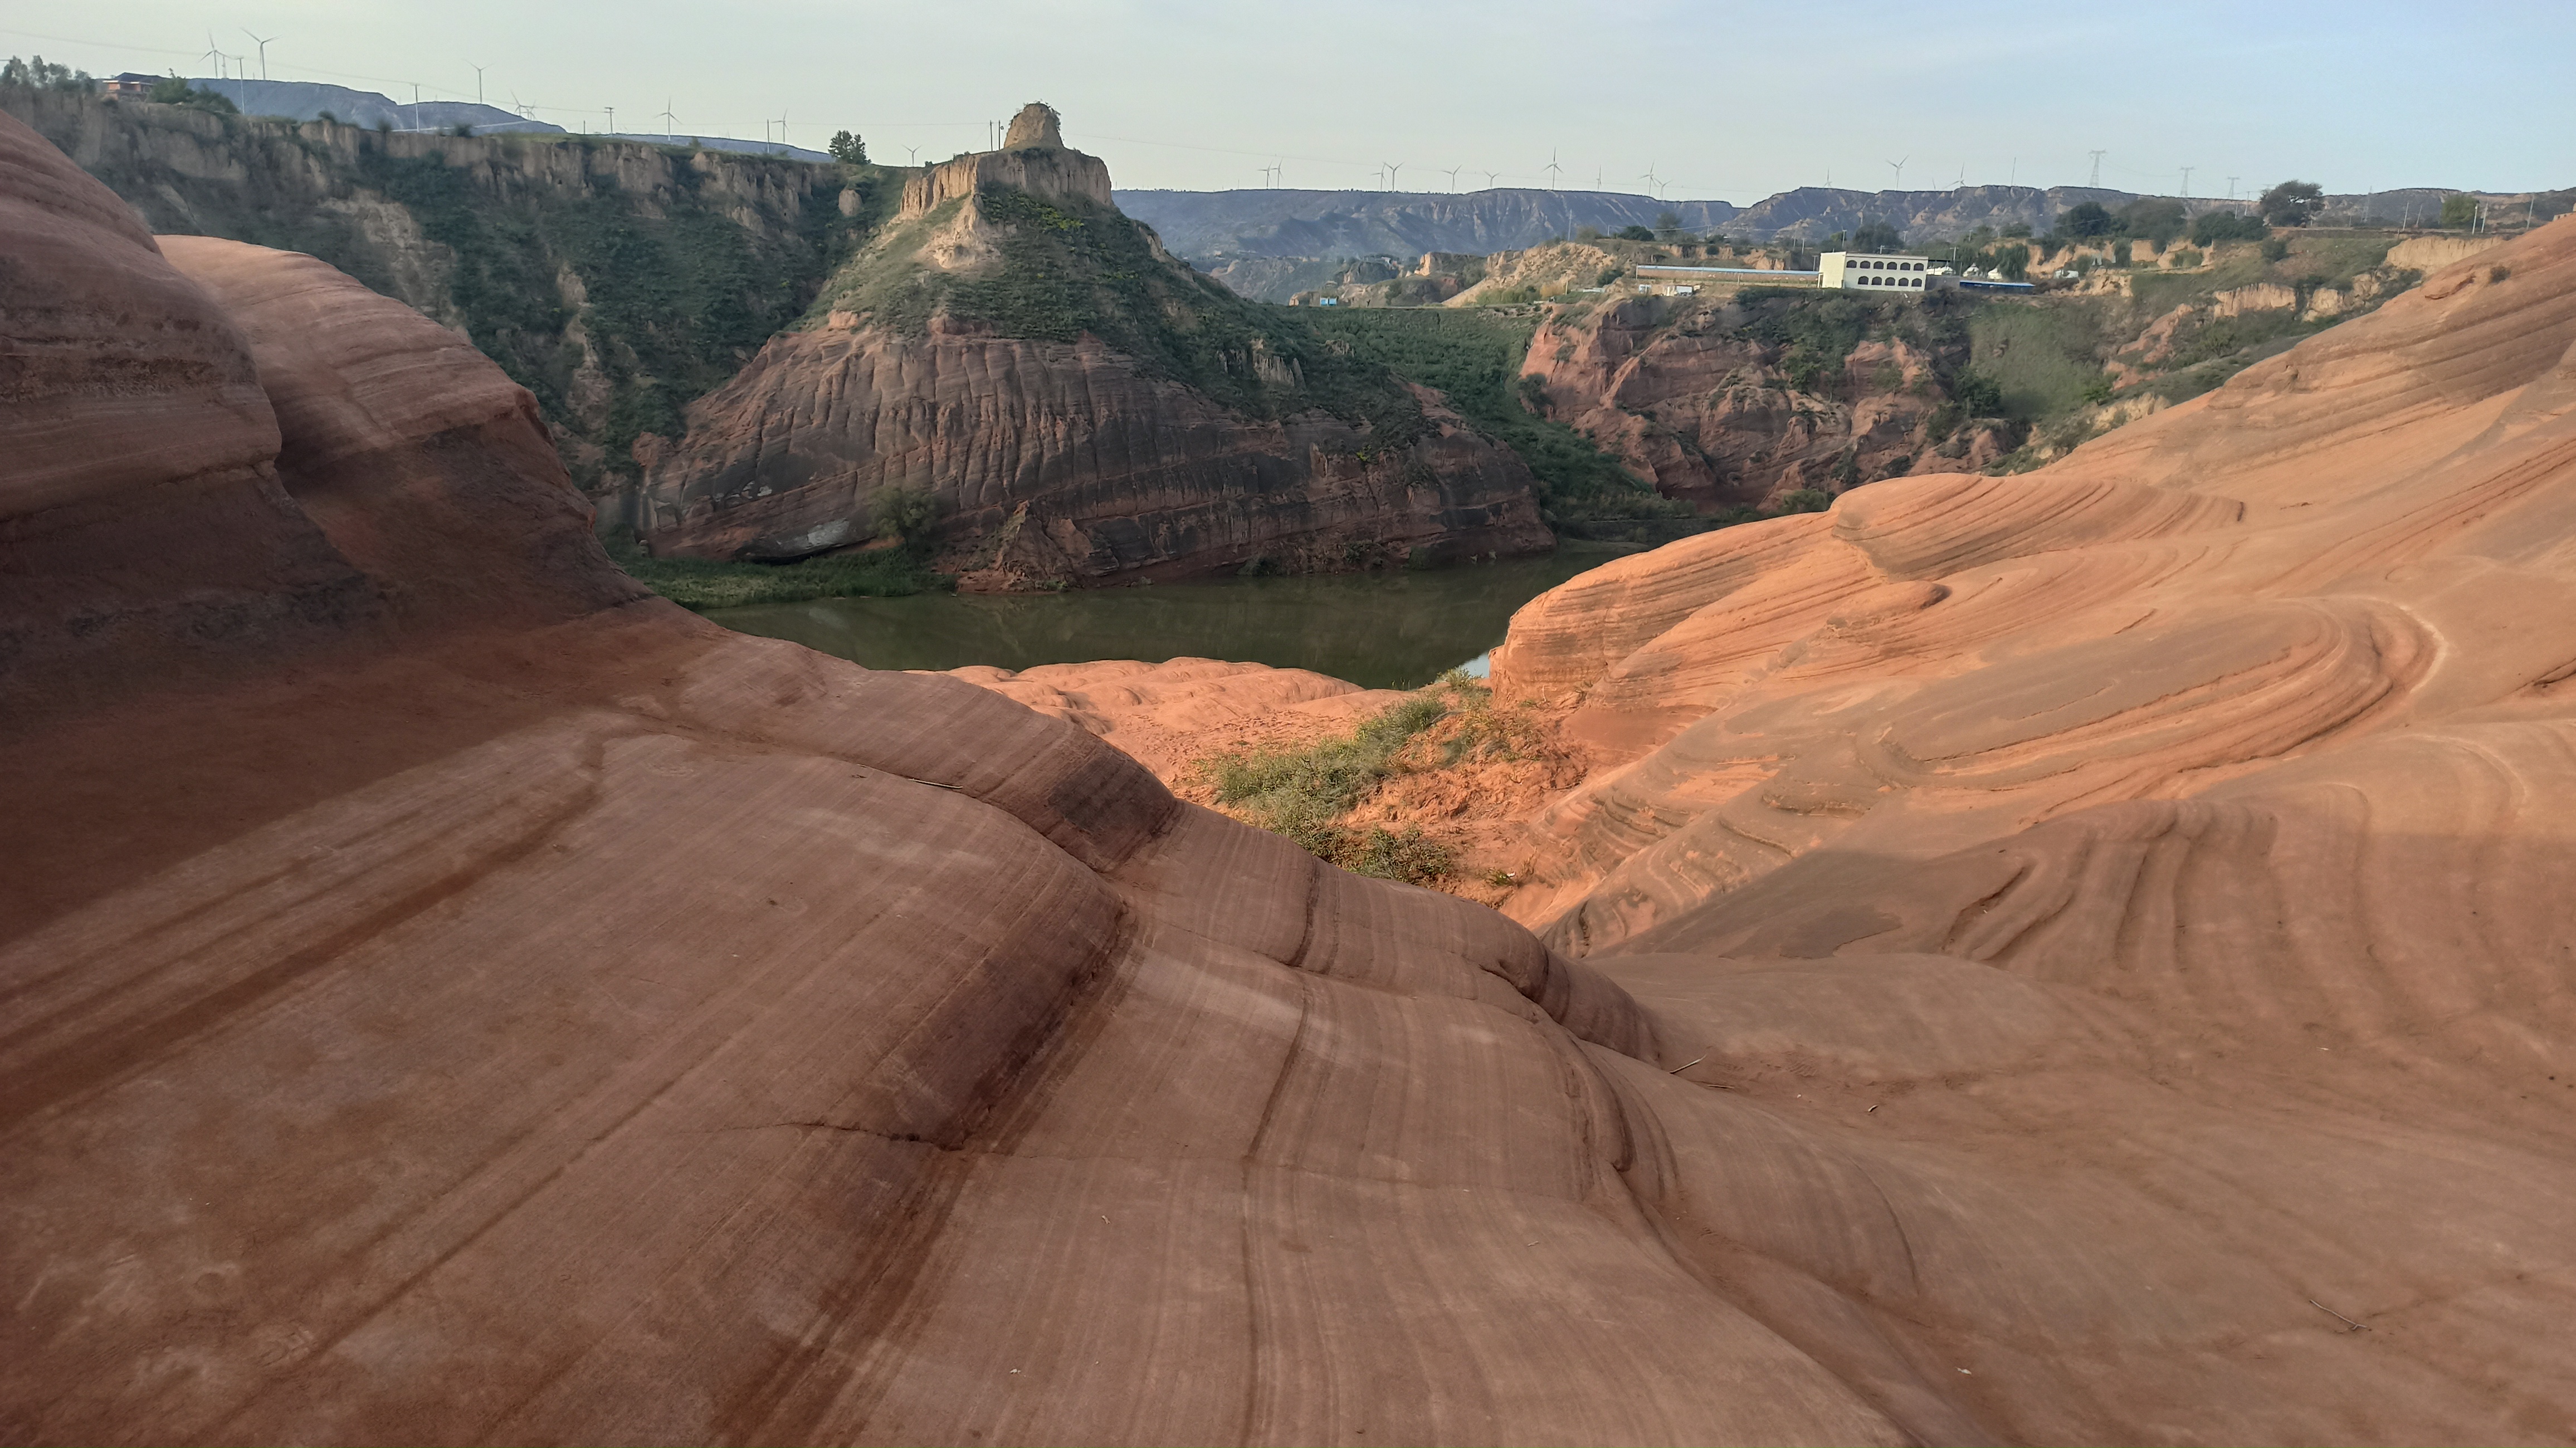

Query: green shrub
left=602, top=530, right=942, bottom=608
left=1, top=55, right=97, bottom=92
left=2058, top=202, right=2116, bottom=238
left=2190, top=209, right=2267, bottom=246
left=2117, top=199, right=2187, bottom=245
left=2258, top=180, right=2324, bottom=228
left=871, top=483, right=936, bottom=541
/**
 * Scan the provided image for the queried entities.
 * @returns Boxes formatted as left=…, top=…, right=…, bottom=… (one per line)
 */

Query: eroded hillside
left=0, top=83, right=869, bottom=487
left=12, top=92, right=2576, bottom=1448
left=632, top=105, right=1554, bottom=586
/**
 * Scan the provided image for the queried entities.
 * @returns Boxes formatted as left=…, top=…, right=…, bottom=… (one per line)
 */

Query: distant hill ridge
left=169, top=78, right=830, bottom=159
left=1120, top=180, right=2515, bottom=300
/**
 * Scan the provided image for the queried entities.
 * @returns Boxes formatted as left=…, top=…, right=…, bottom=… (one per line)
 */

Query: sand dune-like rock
left=949, top=655, right=1408, bottom=778
left=14, top=92, right=2576, bottom=1445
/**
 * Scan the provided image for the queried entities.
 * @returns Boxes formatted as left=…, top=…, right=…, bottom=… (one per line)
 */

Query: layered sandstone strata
left=637, top=107, right=1553, bottom=584
left=637, top=320, right=1552, bottom=581
left=1518, top=295, right=1979, bottom=510
left=12, top=99, right=2576, bottom=1447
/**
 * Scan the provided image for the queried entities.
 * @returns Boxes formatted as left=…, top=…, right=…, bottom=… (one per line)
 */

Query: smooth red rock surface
left=12, top=96, right=2576, bottom=1445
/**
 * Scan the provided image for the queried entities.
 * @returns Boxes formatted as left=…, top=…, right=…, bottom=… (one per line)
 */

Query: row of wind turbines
left=1253, top=149, right=1699, bottom=197
left=182, top=31, right=812, bottom=152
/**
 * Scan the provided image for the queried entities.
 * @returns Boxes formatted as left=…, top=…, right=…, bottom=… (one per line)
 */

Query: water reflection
left=706, top=548, right=1614, bottom=690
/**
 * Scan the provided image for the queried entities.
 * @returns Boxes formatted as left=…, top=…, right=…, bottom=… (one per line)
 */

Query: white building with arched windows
left=1821, top=251, right=1931, bottom=297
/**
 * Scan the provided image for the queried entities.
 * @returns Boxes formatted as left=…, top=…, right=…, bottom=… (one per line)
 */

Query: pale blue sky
left=11, top=1, right=2568, bottom=199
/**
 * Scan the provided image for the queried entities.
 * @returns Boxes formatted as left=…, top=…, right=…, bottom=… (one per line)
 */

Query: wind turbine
left=774, top=109, right=789, bottom=151
left=201, top=33, right=224, bottom=85
left=242, top=30, right=277, bottom=81
left=1442, top=165, right=1461, bottom=192
left=1481, top=169, right=1501, bottom=189
left=511, top=90, right=535, bottom=121
left=657, top=98, right=678, bottom=139
left=904, top=144, right=920, bottom=165
left=1382, top=160, right=1403, bottom=191
left=466, top=60, right=486, bottom=108
left=1886, top=155, right=1907, bottom=190
left=1544, top=149, right=1560, bottom=190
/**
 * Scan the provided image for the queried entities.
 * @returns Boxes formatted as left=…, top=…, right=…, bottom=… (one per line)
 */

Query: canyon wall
left=636, top=116, right=1556, bottom=584
left=636, top=319, right=1550, bottom=581
left=12, top=106, right=2576, bottom=1446
left=0, top=85, right=854, bottom=486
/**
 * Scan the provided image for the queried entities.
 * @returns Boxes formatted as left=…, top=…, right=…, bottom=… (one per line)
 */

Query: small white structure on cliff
left=1821, top=251, right=1931, bottom=296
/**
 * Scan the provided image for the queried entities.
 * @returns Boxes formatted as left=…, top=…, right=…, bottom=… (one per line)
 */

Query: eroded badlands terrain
left=7, top=102, right=2576, bottom=1445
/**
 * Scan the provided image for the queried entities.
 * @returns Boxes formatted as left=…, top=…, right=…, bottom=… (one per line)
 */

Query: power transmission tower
left=2227, top=175, right=2240, bottom=199
left=2087, top=150, right=2105, bottom=188
left=2178, top=166, right=2193, bottom=198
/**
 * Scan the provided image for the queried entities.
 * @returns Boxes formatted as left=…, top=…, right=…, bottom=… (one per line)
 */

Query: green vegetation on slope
left=1204, top=682, right=1466, bottom=884
left=810, top=186, right=1425, bottom=438
left=354, top=143, right=875, bottom=477
left=602, top=530, right=941, bottom=609
left=0, top=87, right=874, bottom=488
left=1297, top=308, right=1682, bottom=525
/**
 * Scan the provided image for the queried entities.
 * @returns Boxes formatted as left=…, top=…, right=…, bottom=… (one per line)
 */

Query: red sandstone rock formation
left=13, top=96, right=2576, bottom=1444
left=635, top=109, right=1553, bottom=585
left=637, top=322, right=1553, bottom=584
left=1519, top=296, right=1985, bottom=511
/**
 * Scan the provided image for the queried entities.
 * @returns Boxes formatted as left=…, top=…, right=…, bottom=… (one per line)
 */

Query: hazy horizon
left=11, top=1, right=2569, bottom=200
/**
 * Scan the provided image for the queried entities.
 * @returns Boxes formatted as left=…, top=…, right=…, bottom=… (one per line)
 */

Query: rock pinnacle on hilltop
left=1003, top=101, right=1063, bottom=149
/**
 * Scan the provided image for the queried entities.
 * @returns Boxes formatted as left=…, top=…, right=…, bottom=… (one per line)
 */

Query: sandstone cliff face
left=17, top=102, right=2576, bottom=1446
left=638, top=116, right=1555, bottom=584
left=898, top=124, right=1110, bottom=221
left=1521, top=296, right=1972, bottom=510
left=1, top=86, right=853, bottom=487
left=637, top=320, right=1551, bottom=581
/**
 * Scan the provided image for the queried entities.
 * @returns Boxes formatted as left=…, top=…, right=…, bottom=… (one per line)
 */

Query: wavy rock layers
left=637, top=323, right=1552, bottom=580
left=950, top=656, right=1408, bottom=778
left=0, top=111, right=373, bottom=715
left=17, top=98, right=2576, bottom=1444
left=1453, top=220, right=2576, bottom=1437
left=0, top=114, right=1914, bottom=1446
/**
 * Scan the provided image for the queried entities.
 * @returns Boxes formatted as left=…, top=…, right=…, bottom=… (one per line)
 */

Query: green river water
left=706, top=547, right=1620, bottom=691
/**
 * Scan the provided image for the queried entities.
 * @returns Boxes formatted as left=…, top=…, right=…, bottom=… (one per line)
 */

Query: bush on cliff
left=602, top=530, right=943, bottom=609
left=1301, top=308, right=1678, bottom=526
left=807, top=187, right=1426, bottom=442
left=1203, top=688, right=1458, bottom=884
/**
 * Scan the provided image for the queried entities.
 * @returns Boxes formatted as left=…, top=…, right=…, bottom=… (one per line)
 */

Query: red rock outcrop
left=950, top=655, right=1407, bottom=779
left=637, top=113, right=1554, bottom=584
left=637, top=322, right=1553, bottom=583
left=15, top=94, right=2576, bottom=1445
left=1520, top=296, right=1978, bottom=511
